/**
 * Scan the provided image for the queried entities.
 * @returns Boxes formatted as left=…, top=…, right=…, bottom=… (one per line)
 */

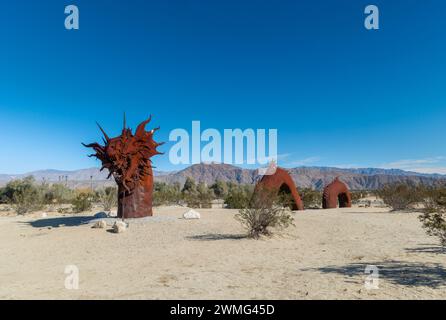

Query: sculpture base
left=117, top=185, right=153, bottom=219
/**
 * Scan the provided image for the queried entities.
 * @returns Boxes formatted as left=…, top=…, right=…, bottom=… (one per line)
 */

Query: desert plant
left=43, top=183, right=74, bottom=205
left=4, top=176, right=45, bottom=215
left=421, top=186, right=446, bottom=209
left=419, top=208, right=446, bottom=248
left=96, top=187, right=118, bottom=212
left=300, top=188, right=322, bottom=209
left=153, top=182, right=182, bottom=206
left=235, top=187, right=295, bottom=238
left=196, top=182, right=214, bottom=208
left=224, top=185, right=252, bottom=209
left=0, top=187, right=7, bottom=204
left=182, top=177, right=197, bottom=193
left=377, top=183, right=423, bottom=211
left=71, top=189, right=94, bottom=213
left=210, top=180, right=228, bottom=199
left=418, top=186, right=446, bottom=248
left=350, top=190, right=368, bottom=204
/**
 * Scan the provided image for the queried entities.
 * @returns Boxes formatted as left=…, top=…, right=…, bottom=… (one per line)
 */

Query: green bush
left=300, top=188, right=322, bottom=209
left=179, top=178, right=215, bottom=208
left=153, top=182, right=181, bottom=206
left=350, top=191, right=368, bottom=204
left=418, top=186, right=446, bottom=248
left=96, top=186, right=118, bottom=212
left=3, top=176, right=44, bottom=215
left=224, top=185, right=253, bottom=209
left=71, top=190, right=94, bottom=213
left=419, top=208, right=446, bottom=248
left=235, top=187, right=295, bottom=239
left=196, top=182, right=214, bottom=208
left=377, top=183, right=424, bottom=211
left=210, top=180, right=228, bottom=199
left=43, top=183, right=74, bottom=205
left=0, top=187, right=7, bottom=204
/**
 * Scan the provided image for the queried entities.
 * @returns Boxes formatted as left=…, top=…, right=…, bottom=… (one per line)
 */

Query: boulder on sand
left=183, top=209, right=201, bottom=220
left=113, top=221, right=127, bottom=233
left=92, top=220, right=107, bottom=229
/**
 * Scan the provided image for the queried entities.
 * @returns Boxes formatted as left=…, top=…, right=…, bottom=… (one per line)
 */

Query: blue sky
left=1, top=0, right=446, bottom=174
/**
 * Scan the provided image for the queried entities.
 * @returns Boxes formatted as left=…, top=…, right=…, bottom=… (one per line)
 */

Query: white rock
left=113, top=221, right=127, bottom=233
left=41, top=212, right=48, bottom=218
left=92, top=220, right=107, bottom=229
left=183, top=209, right=201, bottom=220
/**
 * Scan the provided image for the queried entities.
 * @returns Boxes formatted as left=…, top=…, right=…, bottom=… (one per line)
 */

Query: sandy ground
left=0, top=206, right=445, bottom=300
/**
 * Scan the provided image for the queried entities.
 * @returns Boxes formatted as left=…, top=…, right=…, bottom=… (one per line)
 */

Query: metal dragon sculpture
left=83, top=116, right=163, bottom=218
left=322, top=177, right=352, bottom=209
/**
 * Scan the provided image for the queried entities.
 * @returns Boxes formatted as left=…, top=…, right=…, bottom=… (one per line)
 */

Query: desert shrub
left=350, top=191, right=368, bottom=204
left=96, top=186, right=118, bottom=211
left=422, top=186, right=446, bottom=209
left=182, top=177, right=197, bottom=193
left=418, top=186, right=446, bottom=248
left=3, top=176, right=45, bottom=215
left=419, top=208, right=446, bottom=248
left=210, top=180, right=228, bottom=199
left=181, top=182, right=214, bottom=208
left=0, top=187, right=7, bottom=204
left=196, top=182, right=214, bottom=208
left=71, top=189, right=94, bottom=213
left=300, top=188, right=322, bottom=209
left=153, top=182, right=181, bottom=206
left=57, top=207, right=71, bottom=214
left=183, top=192, right=201, bottom=208
left=181, top=178, right=200, bottom=208
left=43, top=184, right=74, bottom=205
left=224, top=185, right=253, bottom=209
left=377, top=183, right=424, bottom=211
left=235, top=187, right=295, bottom=238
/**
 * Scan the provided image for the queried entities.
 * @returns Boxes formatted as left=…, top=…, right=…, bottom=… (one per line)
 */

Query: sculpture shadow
left=187, top=233, right=248, bottom=241
left=405, top=244, right=445, bottom=254
left=24, top=216, right=95, bottom=228
left=305, top=260, right=446, bottom=288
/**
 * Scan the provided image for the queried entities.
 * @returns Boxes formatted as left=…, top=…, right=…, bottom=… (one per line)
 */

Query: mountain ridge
left=1, top=163, right=445, bottom=190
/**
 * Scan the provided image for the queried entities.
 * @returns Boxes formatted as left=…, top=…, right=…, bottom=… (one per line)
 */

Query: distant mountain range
left=1, top=163, right=446, bottom=190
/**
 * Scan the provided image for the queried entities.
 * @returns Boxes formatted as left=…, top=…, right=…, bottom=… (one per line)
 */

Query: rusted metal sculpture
left=254, top=167, right=304, bottom=210
left=83, top=116, right=163, bottom=218
left=322, top=177, right=352, bottom=209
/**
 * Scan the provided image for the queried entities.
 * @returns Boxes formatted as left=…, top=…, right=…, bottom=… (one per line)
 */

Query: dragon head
left=83, top=115, right=164, bottom=192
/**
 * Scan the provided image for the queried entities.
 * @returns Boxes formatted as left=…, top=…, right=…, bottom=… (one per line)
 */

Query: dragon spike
left=96, top=122, right=110, bottom=142
left=82, top=142, right=101, bottom=148
left=123, top=112, right=127, bottom=132
left=150, top=126, right=160, bottom=134
left=135, top=115, right=152, bottom=137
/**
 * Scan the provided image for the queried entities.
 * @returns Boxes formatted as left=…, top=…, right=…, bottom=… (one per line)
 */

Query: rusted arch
left=254, top=167, right=304, bottom=210
left=322, top=177, right=352, bottom=209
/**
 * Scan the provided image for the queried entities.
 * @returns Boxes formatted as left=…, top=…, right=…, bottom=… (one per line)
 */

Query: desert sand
left=0, top=206, right=445, bottom=300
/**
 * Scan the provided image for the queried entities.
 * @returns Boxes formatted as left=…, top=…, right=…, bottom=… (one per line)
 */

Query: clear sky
left=1, top=0, right=446, bottom=174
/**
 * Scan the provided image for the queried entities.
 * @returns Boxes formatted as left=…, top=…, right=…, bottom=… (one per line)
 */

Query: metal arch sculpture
left=322, top=177, right=352, bottom=209
left=83, top=116, right=164, bottom=218
left=254, top=167, right=304, bottom=210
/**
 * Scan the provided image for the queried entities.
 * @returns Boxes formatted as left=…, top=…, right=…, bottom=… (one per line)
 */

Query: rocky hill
left=1, top=164, right=445, bottom=190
